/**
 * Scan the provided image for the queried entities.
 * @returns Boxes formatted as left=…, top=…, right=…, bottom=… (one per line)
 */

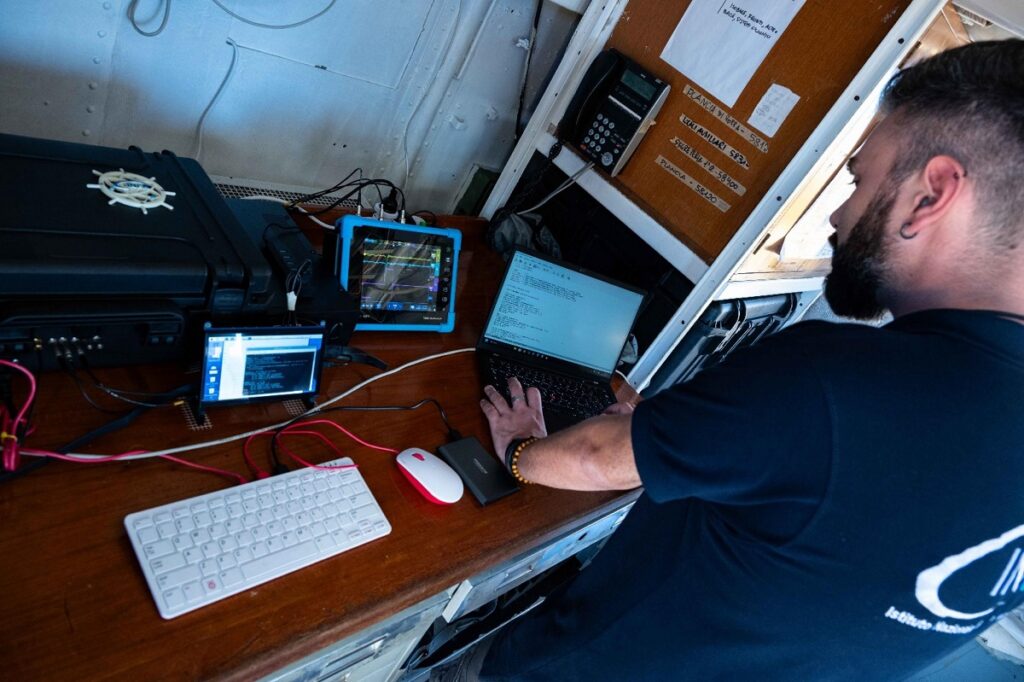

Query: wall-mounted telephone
left=558, top=49, right=670, bottom=177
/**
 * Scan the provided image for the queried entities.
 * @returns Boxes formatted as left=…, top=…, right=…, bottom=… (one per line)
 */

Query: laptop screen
left=201, top=327, right=324, bottom=405
left=482, top=251, right=644, bottom=374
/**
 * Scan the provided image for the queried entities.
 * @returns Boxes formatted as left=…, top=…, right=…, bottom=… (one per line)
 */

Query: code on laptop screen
left=483, top=252, right=644, bottom=374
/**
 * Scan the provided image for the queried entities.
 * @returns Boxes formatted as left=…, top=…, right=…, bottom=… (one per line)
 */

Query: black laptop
left=477, top=250, right=646, bottom=433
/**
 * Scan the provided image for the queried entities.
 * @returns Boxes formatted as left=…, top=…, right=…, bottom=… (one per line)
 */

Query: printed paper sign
left=660, top=0, right=807, bottom=108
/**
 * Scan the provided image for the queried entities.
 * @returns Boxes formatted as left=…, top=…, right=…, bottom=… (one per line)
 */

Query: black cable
left=74, top=359, right=181, bottom=409
left=290, top=167, right=363, bottom=205
left=63, top=362, right=127, bottom=415
left=79, top=356, right=185, bottom=399
left=128, top=0, right=172, bottom=37
left=265, top=397, right=462, bottom=475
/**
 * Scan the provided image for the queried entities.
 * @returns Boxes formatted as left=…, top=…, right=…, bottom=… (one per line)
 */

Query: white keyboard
left=124, top=458, right=391, bottom=619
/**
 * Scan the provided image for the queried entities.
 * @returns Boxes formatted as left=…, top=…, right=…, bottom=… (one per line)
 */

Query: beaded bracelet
left=505, top=437, right=538, bottom=485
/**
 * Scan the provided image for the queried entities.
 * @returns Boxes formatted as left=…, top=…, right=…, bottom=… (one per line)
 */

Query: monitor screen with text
left=201, top=328, right=324, bottom=404
left=483, top=252, right=644, bottom=374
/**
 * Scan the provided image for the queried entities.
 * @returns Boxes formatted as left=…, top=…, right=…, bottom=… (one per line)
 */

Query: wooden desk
left=0, top=214, right=637, bottom=680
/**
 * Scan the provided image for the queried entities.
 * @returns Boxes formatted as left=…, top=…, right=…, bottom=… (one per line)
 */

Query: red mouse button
left=413, top=453, right=425, bottom=461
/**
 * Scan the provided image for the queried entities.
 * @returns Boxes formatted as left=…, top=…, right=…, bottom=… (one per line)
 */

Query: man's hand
left=480, top=377, right=547, bottom=458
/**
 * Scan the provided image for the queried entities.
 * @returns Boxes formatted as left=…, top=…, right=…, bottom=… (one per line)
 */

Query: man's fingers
left=507, top=377, right=526, bottom=409
left=483, top=385, right=510, bottom=414
left=480, top=399, right=499, bottom=422
left=525, top=386, right=543, bottom=411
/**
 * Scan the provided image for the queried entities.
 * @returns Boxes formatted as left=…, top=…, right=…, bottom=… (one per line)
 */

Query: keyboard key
left=143, top=539, right=174, bottom=559
left=138, top=527, right=159, bottom=545
left=183, top=581, right=203, bottom=603
left=150, top=553, right=186, bottom=575
left=202, top=577, right=222, bottom=596
left=172, top=534, right=193, bottom=552
left=163, top=588, right=185, bottom=610
left=220, top=568, right=243, bottom=587
left=156, top=564, right=200, bottom=590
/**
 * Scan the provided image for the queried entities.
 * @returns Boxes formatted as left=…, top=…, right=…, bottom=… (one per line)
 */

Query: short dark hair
left=880, top=39, right=1024, bottom=250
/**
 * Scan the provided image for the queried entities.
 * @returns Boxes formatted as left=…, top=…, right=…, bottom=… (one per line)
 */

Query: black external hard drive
left=437, top=437, right=519, bottom=506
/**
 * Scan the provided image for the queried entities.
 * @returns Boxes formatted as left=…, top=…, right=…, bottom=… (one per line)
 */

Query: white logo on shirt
left=915, top=523, right=1024, bottom=620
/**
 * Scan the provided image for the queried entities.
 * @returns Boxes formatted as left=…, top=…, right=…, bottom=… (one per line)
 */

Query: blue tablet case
left=338, top=215, right=461, bottom=332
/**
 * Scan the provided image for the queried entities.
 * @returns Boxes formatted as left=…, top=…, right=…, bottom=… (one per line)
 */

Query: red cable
left=0, top=360, right=38, bottom=471
left=23, top=447, right=248, bottom=486
left=284, top=419, right=399, bottom=454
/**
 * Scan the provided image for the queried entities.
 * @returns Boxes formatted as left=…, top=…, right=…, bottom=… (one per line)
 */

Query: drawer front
left=442, top=502, right=634, bottom=621
left=263, top=590, right=451, bottom=682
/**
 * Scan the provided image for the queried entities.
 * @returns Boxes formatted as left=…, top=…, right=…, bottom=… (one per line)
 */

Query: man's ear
left=907, top=155, right=967, bottom=227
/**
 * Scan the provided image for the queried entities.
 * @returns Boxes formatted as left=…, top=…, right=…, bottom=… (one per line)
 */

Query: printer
left=0, top=133, right=356, bottom=370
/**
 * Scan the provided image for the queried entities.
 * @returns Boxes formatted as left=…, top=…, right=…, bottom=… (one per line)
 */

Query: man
left=464, top=40, right=1024, bottom=681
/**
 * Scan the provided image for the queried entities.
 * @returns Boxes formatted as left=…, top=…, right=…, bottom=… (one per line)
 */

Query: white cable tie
left=286, top=291, right=298, bottom=311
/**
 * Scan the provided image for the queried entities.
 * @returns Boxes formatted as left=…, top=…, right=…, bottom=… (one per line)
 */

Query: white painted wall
left=0, top=0, right=551, bottom=213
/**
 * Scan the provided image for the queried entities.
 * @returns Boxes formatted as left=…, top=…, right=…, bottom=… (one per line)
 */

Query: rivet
left=98, top=30, right=107, bottom=38
left=88, top=81, right=99, bottom=90
left=93, top=56, right=101, bottom=64
left=103, top=1, right=112, bottom=8
left=87, top=105, right=96, bottom=113
left=82, top=129, right=91, bottom=136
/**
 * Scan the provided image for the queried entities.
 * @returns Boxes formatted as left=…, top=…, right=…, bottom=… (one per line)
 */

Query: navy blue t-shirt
left=482, top=310, right=1024, bottom=681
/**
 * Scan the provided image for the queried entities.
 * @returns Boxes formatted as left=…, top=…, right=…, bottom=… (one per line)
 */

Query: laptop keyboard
left=487, top=357, right=615, bottom=419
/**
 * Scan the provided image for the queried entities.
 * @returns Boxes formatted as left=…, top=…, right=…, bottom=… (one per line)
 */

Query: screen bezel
left=338, top=216, right=461, bottom=332
left=477, top=249, right=646, bottom=381
left=199, top=325, right=326, bottom=408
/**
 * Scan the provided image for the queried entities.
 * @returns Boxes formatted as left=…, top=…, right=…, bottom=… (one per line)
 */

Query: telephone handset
left=558, top=49, right=670, bottom=176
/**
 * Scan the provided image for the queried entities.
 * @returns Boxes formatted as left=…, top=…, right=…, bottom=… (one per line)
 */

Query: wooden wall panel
left=604, top=0, right=913, bottom=263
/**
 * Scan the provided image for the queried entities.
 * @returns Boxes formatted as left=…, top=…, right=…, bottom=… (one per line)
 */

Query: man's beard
left=824, top=185, right=898, bottom=321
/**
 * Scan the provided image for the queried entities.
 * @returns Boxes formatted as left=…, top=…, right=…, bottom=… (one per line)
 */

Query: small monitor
left=200, top=326, right=325, bottom=407
left=338, top=215, right=461, bottom=332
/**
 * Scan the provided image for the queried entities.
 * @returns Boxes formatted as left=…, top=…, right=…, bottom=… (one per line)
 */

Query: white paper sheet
left=748, top=83, right=801, bottom=137
left=660, top=0, right=807, bottom=108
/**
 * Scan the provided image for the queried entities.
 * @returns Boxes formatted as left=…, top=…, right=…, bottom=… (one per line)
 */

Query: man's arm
left=480, top=377, right=640, bottom=491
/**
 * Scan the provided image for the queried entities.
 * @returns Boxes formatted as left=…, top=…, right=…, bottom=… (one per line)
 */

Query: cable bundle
left=86, top=169, right=176, bottom=214
left=0, top=360, right=35, bottom=472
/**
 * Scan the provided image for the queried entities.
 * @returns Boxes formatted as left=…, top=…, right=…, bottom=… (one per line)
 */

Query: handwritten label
left=683, top=84, right=769, bottom=152
left=670, top=137, right=746, bottom=196
left=656, top=155, right=732, bottom=213
left=680, top=115, right=751, bottom=169
left=748, top=83, right=801, bottom=137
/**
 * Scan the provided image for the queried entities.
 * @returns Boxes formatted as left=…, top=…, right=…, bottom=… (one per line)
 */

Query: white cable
left=25, top=347, right=476, bottom=461
left=86, top=169, right=176, bottom=214
left=516, top=161, right=595, bottom=215
left=400, top=0, right=463, bottom=188
left=195, top=38, right=239, bottom=162
left=211, top=0, right=337, bottom=30
left=238, top=195, right=337, bottom=230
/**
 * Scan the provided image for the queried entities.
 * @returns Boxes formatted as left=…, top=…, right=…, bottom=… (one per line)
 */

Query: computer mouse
left=395, top=448, right=465, bottom=505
